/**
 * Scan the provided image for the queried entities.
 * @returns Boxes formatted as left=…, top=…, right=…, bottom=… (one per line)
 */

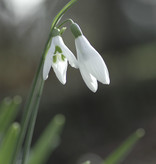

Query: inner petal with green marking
left=53, top=46, right=66, bottom=63
left=54, top=45, right=62, bottom=54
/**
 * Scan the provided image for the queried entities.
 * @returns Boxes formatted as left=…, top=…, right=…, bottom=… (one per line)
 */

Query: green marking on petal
left=53, top=55, right=57, bottom=63
left=61, top=54, right=66, bottom=61
left=54, top=46, right=62, bottom=54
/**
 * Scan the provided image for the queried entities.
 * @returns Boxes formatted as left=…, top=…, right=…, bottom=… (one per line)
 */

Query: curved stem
left=50, top=0, right=77, bottom=31
left=11, top=0, right=77, bottom=164
left=57, top=19, right=74, bottom=28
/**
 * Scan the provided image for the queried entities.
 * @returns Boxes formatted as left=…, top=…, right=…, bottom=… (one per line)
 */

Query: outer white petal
left=43, top=41, right=54, bottom=80
left=79, top=64, right=98, bottom=92
left=84, top=52, right=110, bottom=85
left=52, top=59, right=68, bottom=85
left=62, top=46, right=78, bottom=68
left=75, top=35, right=110, bottom=84
left=55, top=36, right=78, bottom=68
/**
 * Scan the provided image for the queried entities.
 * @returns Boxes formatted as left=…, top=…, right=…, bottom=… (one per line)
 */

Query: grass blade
left=0, top=96, right=21, bottom=134
left=103, top=128, right=145, bottom=164
left=28, top=114, right=65, bottom=164
left=0, top=123, right=20, bottom=164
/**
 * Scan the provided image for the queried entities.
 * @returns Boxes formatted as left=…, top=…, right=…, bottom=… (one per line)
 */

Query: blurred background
left=0, top=0, right=156, bottom=163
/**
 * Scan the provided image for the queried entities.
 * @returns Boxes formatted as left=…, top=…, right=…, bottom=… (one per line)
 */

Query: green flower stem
left=22, top=80, right=44, bottom=164
left=50, top=0, right=77, bottom=31
left=12, top=0, right=77, bottom=164
left=12, top=48, right=47, bottom=164
left=57, top=19, right=74, bottom=29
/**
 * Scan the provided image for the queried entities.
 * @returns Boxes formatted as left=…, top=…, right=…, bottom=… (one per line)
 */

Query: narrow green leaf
left=103, top=128, right=145, bottom=164
left=0, top=97, right=12, bottom=130
left=0, top=97, right=12, bottom=112
left=28, top=114, right=65, bottom=164
left=0, top=96, right=22, bottom=134
left=0, top=123, right=20, bottom=164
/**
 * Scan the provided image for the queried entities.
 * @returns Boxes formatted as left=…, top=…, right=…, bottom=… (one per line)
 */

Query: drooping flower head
left=43, top=28, right=78, bottom=84
left=70, top=23, right=110, bottom=92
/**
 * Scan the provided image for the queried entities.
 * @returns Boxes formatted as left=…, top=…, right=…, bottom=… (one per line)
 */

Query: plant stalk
left=11, top=0, right=77, bottom=164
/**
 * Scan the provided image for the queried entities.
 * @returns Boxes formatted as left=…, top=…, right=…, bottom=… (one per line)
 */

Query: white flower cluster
left=43, top=22, right=110, bottom=92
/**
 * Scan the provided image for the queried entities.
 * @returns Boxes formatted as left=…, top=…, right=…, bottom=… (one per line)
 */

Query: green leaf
left=0, top=123, right=20, bottom=164
left=27, top=114, right=65, bottom=164
left=0, top=96, right=22, bottom=134
left=103, top=128, right=145, bottom=164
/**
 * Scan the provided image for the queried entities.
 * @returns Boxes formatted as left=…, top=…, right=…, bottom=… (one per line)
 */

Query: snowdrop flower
left=71, top=23, right=110, bottom=92
left=43, top=28, right=78, bottom=84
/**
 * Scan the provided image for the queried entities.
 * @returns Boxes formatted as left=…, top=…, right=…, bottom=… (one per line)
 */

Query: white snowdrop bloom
left=43, top=28, right=78, bottom=84
left=71, top=23, right=110, bottom=92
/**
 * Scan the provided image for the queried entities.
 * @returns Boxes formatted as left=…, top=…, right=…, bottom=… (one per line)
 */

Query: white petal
left=62, top=45, right=78, bottom=68
left=84, top=52, right=110, bottom=84
left=43, top=49, right=53, bottom=80
left=43, top=38, right=55, bottom=80
left=56, top=36, right=78, bottom=68
left=75, top=35, right=110, bottom=84
left=52, top=59, right=68, bottom=85
left=79, top=64, right=98, bottom=92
